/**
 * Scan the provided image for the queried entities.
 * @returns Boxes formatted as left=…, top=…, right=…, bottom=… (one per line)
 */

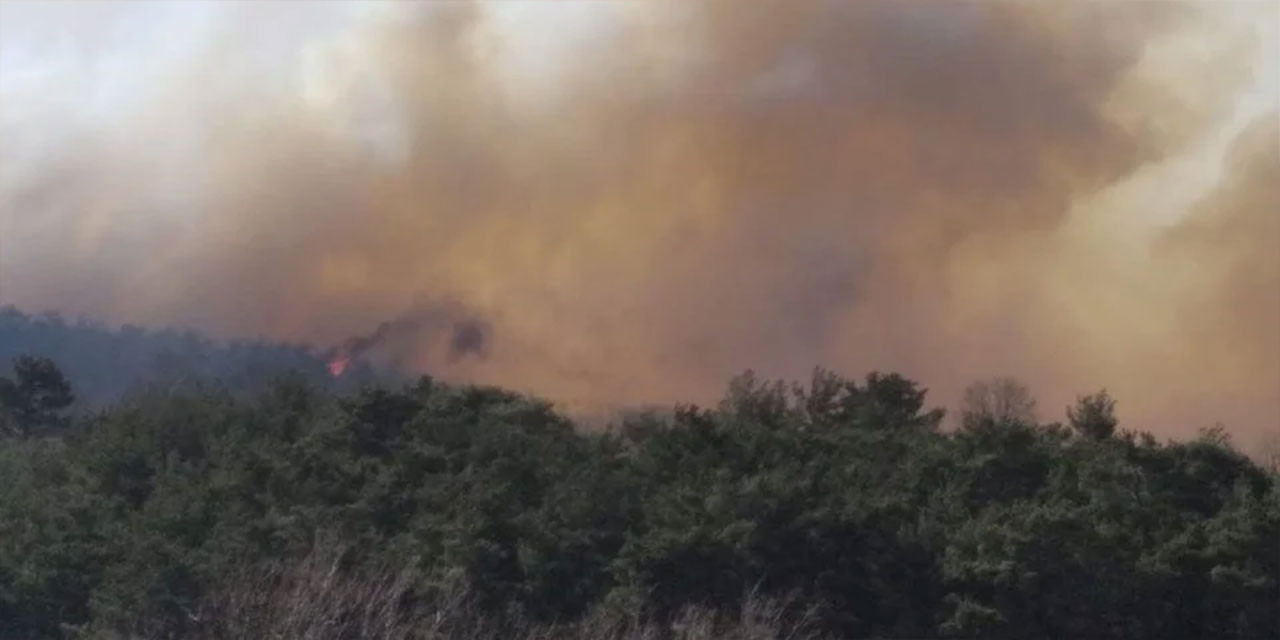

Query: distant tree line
left=0, top=306, right=382, bottom=407
left=0, top=355, right=1276, bottom=639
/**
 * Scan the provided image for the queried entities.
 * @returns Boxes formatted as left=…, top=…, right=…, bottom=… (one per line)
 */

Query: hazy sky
left=0, top=1, right=1276, bottom=446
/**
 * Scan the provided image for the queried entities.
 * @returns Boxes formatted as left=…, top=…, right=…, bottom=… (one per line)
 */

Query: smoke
left=0, top=1, right=1276, bottom=445
left=327, top=297, right=489, bottom=373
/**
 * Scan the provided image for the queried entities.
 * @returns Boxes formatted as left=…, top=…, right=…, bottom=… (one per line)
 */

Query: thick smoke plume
left=0, top=1, right=1276, bottom=445
left=326, top=297, right=489, bottom=376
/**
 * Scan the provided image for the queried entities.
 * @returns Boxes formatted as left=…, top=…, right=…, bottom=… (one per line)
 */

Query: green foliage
left=0, top=361, right=1275, bottom=639
left=0, top=356, right=75, bottom=437
left=1068, top=390, right=1118, bottom=440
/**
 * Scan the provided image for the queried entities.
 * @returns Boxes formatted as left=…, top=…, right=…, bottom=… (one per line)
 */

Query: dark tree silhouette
left=0, top=356, right=74, bottom=437
left=1068, top=389, right=1118, bottom=440
left=961, top=376, right=1038, bottom=428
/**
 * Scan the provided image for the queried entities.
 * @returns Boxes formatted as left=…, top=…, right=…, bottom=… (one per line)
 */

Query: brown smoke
left=0, top=1, right=1276, bottom=446
left=327, top=297, right=490, bottom=375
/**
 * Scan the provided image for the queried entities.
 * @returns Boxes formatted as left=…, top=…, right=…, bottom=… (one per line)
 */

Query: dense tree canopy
left=0, top=357, right=1276, bottom=639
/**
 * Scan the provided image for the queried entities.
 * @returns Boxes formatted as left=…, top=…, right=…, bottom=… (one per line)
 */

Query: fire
left=327, top=354, right=350, bottom=377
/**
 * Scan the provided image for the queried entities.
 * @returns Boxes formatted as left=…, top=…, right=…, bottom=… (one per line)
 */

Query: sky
left=0, top=0, right=1277, bottom=447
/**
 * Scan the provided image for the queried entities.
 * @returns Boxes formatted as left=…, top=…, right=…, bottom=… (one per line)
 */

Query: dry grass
left=185, top=545, right=828, bottom=640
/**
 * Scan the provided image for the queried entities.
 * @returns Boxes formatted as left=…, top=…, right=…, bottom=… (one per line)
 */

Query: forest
left=0, top=309, right=1277, bottom=639
left=0, top=307, right=381, bottom=405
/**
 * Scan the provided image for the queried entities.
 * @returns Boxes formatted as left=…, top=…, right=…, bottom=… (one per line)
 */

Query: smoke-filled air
left=1, top=1, right=1277, bottom=444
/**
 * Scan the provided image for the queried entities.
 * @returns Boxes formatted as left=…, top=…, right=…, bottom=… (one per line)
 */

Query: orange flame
left=327, top=354, right=350, bottom=377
